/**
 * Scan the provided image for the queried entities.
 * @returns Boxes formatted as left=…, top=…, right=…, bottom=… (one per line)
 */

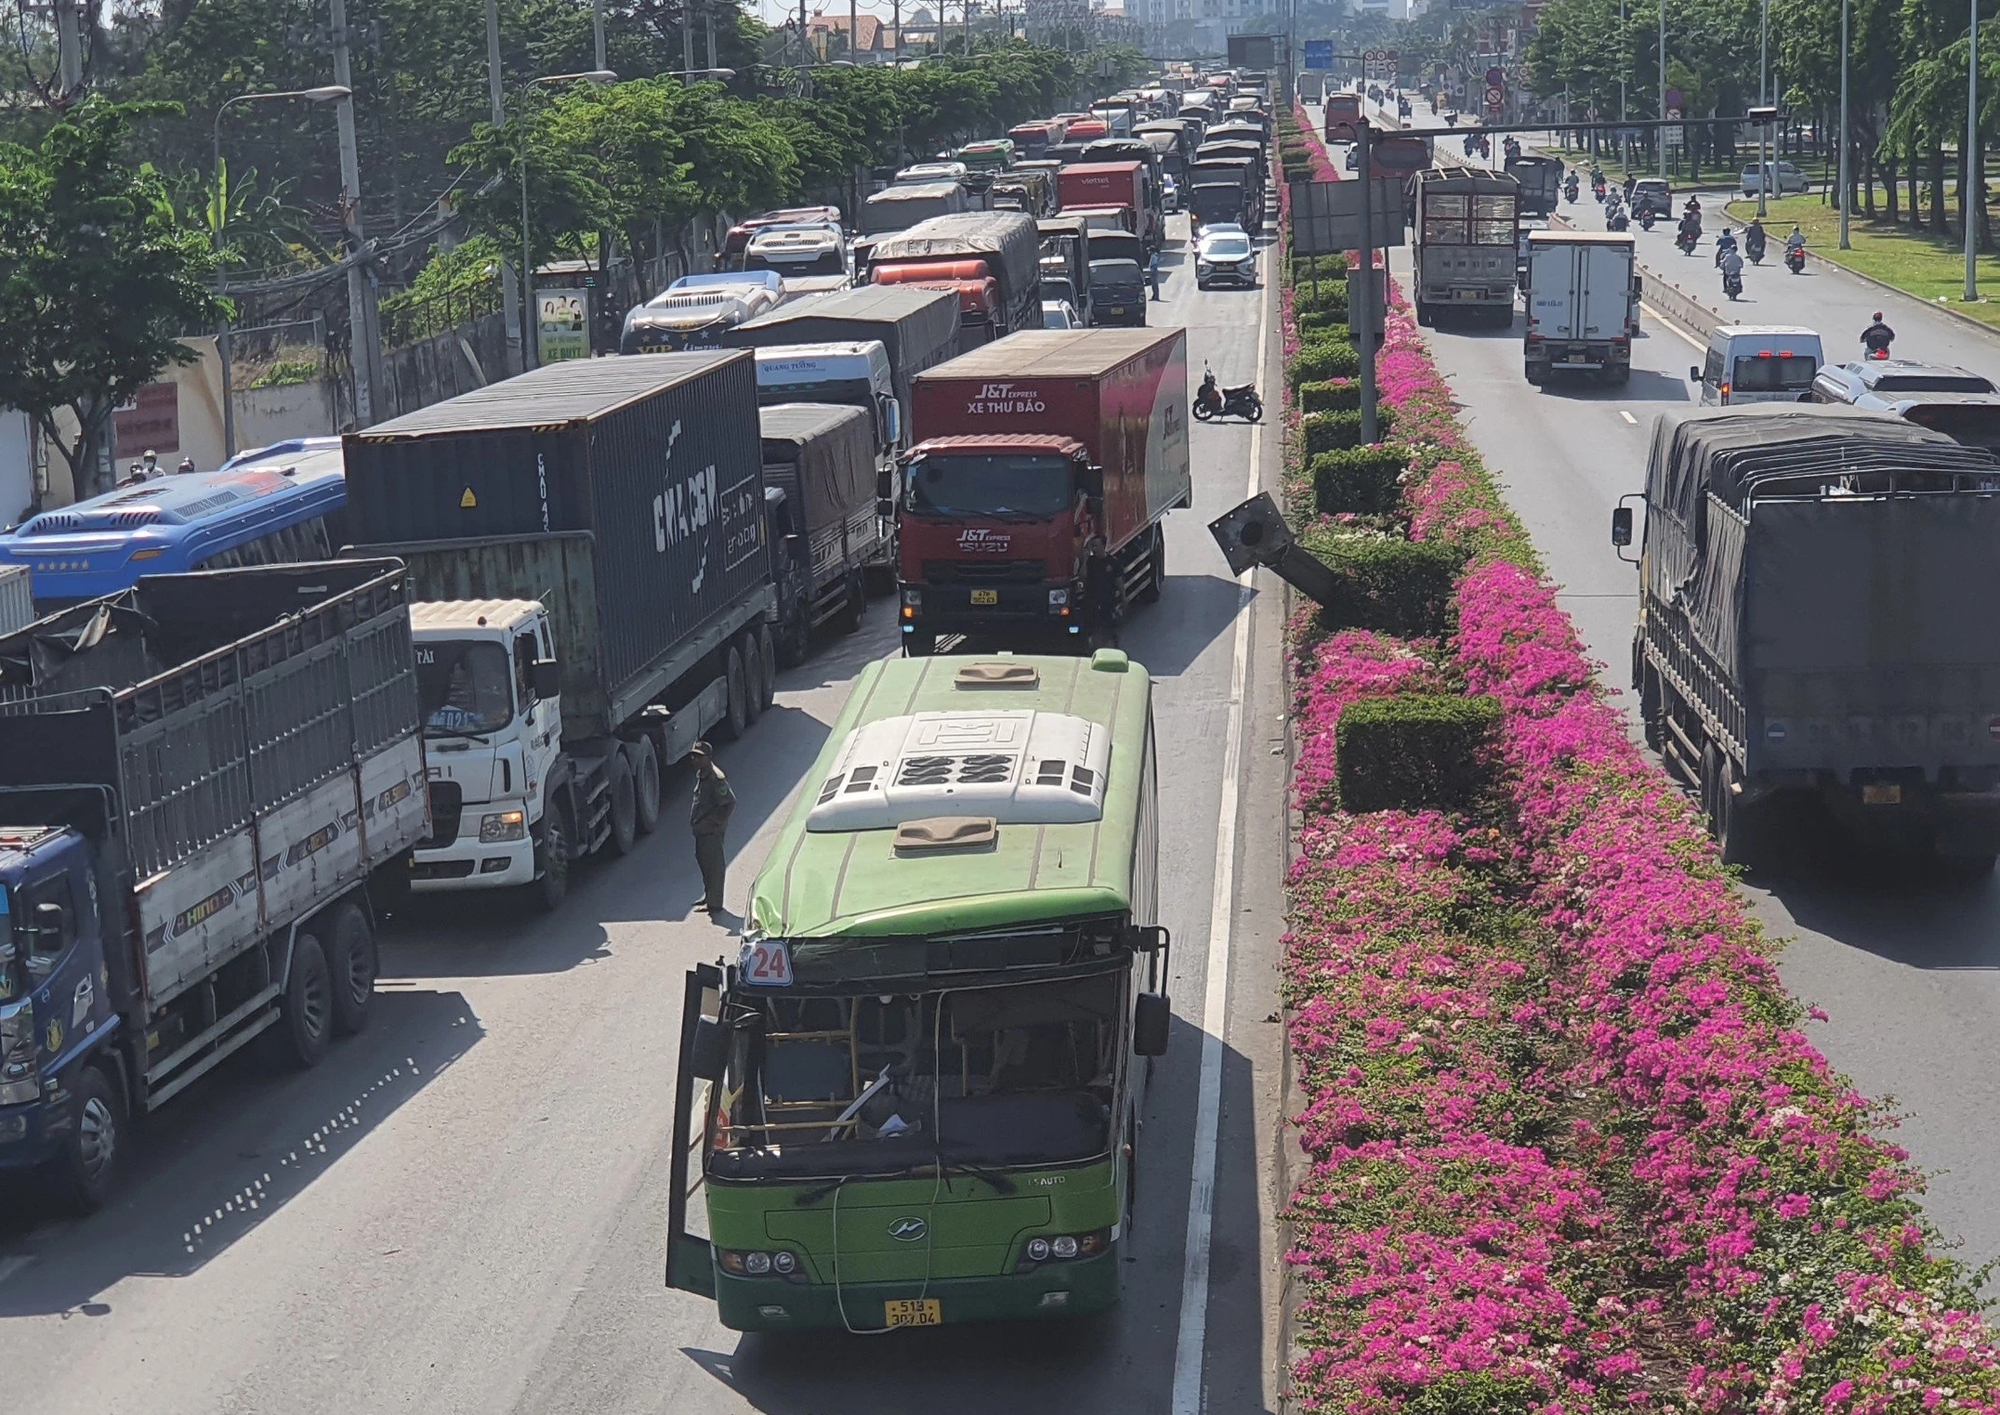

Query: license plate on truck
left=971, top=589, right=999, bottom=605
left=885, top=1299, right=942, bottom=1327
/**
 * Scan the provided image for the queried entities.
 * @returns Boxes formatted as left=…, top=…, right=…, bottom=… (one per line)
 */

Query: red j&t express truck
left=896, top=328, right=1190, bottom=655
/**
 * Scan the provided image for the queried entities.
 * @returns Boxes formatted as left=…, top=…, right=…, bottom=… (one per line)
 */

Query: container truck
left=865, top=213, right=1043, bottom=342
left=1057, top=162, right=1162, bottom=253
left=1524, top=230, right=1640, bottom=386
left=1411, top=169, right=1521, bottom=328
left=1007, top=119, right=1066, bottom=157
left=897, top=329, right=1191, bottom=655
left=760, top=403, right=881, bottom=662
left=0, top=559, right=428, bottom=1210
left=342, top=354, right=778, bottom=908
left=1613, top=406, right=2000, bottom=870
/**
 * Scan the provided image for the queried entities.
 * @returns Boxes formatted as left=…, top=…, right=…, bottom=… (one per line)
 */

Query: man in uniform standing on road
left=689, top=741, right=735, bottom=916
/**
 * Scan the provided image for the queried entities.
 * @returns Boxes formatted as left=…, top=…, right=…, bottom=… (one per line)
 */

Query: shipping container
left=342, top=353, right=772, bottom=741
left=1057, top=161, right=1162, bottom=251
left=722, top=284, right=963, bottom=425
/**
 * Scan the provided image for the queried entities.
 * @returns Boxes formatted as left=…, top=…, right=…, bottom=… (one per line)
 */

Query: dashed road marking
left=1620, top=410, right=1638, bottom=424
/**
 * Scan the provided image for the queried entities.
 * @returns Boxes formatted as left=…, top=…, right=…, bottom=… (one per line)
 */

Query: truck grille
left=921, top=559, right=1048, bottom=584
left=424, top=780, right=463, bottom=848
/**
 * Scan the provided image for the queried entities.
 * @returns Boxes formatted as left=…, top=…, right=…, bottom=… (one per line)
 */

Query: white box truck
left=1524, top=230, right=1640, bottom=387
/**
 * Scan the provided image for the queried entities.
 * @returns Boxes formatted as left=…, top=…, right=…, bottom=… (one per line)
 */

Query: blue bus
left=0, top=437, right=347, bottom=608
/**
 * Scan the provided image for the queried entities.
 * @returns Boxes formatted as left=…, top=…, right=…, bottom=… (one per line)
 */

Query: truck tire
left=756, top=624, right=776, bottom=711
left=44, top=1062, right=122, bottom=1214
left=326, top=901, right=376, bottom=1037
left=1141, top=530, right=1165, bottom=603
left=718, top=646, right=749, bottom=742
left=1416, top=301, right=1433, bottom=327
left=1524, top=362, right=1547, bottom=386
left=1702, top=741, right=1756, bottom=868
left=1604, top=363, right=1631, bottom=387
left=779, top=604, right=810, bottom=669
left=608, top=751, right=638, bottom=857
left=840, top=573, right=866, bottom=635
left=280, top=932, right=334, bottom=1070
left=533, top=801, right=572, bottom=912
left=739, top=631, right=765, bottom=725
left=1636, top=655, right=1664, bottom=753
left=632, top=736, right=661, bottom=836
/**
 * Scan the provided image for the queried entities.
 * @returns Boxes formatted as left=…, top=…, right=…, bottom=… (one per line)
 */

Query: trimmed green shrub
left=1297, top=308, right=1347, bottom=334
left=1334, top=693, right=1501, bottom=813
left=1298, top=378, right=1360, bottom=413
left=1289, top=255, right=1346, bottom=285
left=1293, top=281, right=1349, bottom=315
left=1295, top=527, right=1466, bottom=638
left=1289, top=337, right=1361, bottom=387
left=1311, top=443, right=1407, bottom=515
left=1303, top=409, right=1365, bottom=456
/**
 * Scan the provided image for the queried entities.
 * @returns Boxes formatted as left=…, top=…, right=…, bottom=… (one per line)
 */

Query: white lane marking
left=1642, top=301, right=1709, bottom=351
left=1620, top=410, right=1638, bottom=425
left=1169, top=217, right=1272, bottom=1415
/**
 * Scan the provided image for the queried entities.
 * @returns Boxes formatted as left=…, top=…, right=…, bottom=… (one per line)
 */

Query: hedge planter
left=1311, top=444, right=1407, bottom=516
left=1289, top=337, right=1361, bottom=388
left=1298, top=379, right=1360, bottom=413
left=1294, top=528, right=1465, bottom=639
left=1333, top=693, right=1500, bottom=812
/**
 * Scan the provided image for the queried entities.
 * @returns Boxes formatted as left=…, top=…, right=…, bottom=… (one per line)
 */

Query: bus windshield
left=709, top=969, right=1123, bottom=1181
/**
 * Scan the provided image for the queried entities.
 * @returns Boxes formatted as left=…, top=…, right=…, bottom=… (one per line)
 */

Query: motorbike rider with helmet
left=1744, top=218, right=1768, bottom=264
left=1719, top=244, right=1745, bottom=299
left=1861, top=313, right=1896, bottom=358
left=1713, top=226, right=1738, bottom=266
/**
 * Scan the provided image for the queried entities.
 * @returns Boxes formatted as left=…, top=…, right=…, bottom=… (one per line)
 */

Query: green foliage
left=1298, top=378, right=1360, bottom=413
left=1297, top=307, right=1348, bottom=333
left=1312, top=444, right=1409, bottom=516
left=1303, top=405, right=1397, bottom=457
left=0, top=100, right=226, bottom=500
left=1292, top=261, right=1349, bottom=302
left=1295, top=524, right=1467, bottom=639
left=1333, top=694, right=1502, bottom=813
left=379, top=236, right=504, bottom=345
left=249, top=358, right=321, bottom=388
left=1290, top=335, right=1361, bottom=387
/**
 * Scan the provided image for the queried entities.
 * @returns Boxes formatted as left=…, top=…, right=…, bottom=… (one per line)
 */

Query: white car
left=1041, top=299, right=1084, bottom=329
left=1740, top=161, right=1810, bottom=197
left=1195, top=230, right=1257, bottom=289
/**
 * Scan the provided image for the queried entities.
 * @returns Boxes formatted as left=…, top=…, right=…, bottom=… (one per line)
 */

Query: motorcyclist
left=1719, top=245, right=1745, bottom=296
left=1713, top=226, right=1738, bottom=266
left=1785, top=224, right=1806, bottom=256
left=1744, top=218, right=1767, bottom=263
left=1678, top=209, right=1702, bottom=246
left=1861, top=312, right=1896, bottom=357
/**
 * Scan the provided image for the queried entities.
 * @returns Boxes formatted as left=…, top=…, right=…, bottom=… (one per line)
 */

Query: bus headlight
left=479, top=810, right=526, bottom=843
left=744, top=1251, right=773, bottom=1275
left=771, top=1250, right=797, bottom=1275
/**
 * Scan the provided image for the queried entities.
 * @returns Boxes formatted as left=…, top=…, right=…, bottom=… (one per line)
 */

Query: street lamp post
left=1658, top=0, right=1667, bottom=179
left=518, top=70, right=618, bottom=372
left=1839, top=0, right=1851, bottom=249
left=1757, top=0, right=1769, bottom=217
left=212, top=85, right=349, bottom=460
left=1968, top=0, right=1980, bottom=301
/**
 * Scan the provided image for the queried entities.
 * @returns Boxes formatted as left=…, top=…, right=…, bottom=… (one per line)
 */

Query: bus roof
left=748, top=650, right=1151, bottom=941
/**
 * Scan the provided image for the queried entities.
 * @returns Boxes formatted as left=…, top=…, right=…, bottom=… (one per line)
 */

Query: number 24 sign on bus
left=739, top=937, right=793, bottom=987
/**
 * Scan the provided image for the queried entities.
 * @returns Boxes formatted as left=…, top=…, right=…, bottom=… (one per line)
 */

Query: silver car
left=1740, top=161, right=1810, bottom=197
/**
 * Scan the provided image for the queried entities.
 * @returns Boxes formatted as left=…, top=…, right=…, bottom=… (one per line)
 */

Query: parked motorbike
left=1194, top=370, right=1264, bottom=422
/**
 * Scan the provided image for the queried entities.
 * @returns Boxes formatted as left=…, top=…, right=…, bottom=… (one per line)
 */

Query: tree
left=0, top=100, right=226, bottom=499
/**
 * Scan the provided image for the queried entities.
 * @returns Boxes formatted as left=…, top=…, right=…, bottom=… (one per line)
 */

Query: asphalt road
left=1353, top=95, right=2000, bottom=1285
left=0, top=215, right=1296, bottom=1413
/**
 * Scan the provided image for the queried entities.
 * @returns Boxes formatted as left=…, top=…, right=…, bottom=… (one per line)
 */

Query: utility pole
left=1657, top=0, right=1666, bottom=180
left=594, top=0, right=606, bottom=70
left=683, top=0, right=694, bottom=73
left=330, top=0, right=377, bottom=427
left=1619, top=0, right=1627, bottom=172
left=1357, top=121, right=1378, bottom=444
left=1838, top=0, right=1850, bottom=249
left=894, top=0, right=903, bottom=63
left=1968, top=0, right=1980, bottom=300
left=706, top=6, right=716, bottom=69
left=55, top=0, right=81, bottom=97
left=851, top=0, right=859, bottom=60
left=1756, top=0, right=1769, bottom=217
left=488, top=0, right=523, bottom=374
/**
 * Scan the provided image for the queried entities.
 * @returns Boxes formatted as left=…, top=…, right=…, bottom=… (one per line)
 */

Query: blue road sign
left=1304, top=40, right=1333, bottom=70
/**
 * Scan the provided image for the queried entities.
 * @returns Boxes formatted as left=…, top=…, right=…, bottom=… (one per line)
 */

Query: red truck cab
left=897, top=328, right=1191, bottom=655
left=1057, top=160, right=1161, bottom=252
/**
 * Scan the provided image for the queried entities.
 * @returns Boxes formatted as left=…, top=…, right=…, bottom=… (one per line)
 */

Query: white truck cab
left=408, top=599, right=562, bottom=892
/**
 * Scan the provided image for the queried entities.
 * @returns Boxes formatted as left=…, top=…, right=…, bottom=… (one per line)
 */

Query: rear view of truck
left=0, top=561, right=427, bottom=1209
left=1622, top=406, right=2000, bottom=869
left=760, top=403, right=882, bottom=662
left=1524, top=231, right=1638, bottom=386
left=1412, top=169, right=1520, bottom=328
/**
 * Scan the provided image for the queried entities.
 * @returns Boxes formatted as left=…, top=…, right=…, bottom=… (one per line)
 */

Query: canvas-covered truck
left=1612, top=406, right=2000, bottom=870
left=0, top=560, right=428, bottom=1210
left=1524, top=230, right=1640, bottom=386
left=1412, top=168, right=1520, bottom=328
left=761, top=403, right=881, bottom=663
left=1505, top=154, right=1565, bottom=218
left=862, top=181, right=971, bottom=237
left=866, top=213, right=1043, bottom=341
left=665, top=648, right=1170, bottom=1331
left=897, top=329, right=1191, bottom=655
left=342, top=354, right=778, bottom=907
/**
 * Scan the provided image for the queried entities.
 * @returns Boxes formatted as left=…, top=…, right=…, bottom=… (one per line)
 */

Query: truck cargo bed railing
left=1642, top=604, right=1748, bottom=760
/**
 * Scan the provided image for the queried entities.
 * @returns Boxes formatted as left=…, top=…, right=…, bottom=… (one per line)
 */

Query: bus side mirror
left=1130, top=924, right=1170, bottom=953
left=882, top=398, right=902, bottom=445
left=1610, top=506, right=1633, bottom=547
left=532, top=659, right=561, bottom=700
left=1133, top=992, right=1170, bottom=1057
left=689, top=1016, right=730, bottom=1082
left=1690, top=365, right=1703, bottom=383
left=877, top=498, right=896, bottom=519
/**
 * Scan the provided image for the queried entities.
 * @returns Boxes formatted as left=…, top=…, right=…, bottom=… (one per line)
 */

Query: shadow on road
left=0, top=987, right=482, bottom=1316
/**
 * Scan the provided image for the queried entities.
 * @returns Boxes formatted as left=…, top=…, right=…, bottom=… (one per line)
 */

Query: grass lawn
left=1724, top=193, right=2000, bottom=333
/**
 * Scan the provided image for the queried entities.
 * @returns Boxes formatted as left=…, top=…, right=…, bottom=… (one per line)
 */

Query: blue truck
left=0, top=559, right=429, bottom=1210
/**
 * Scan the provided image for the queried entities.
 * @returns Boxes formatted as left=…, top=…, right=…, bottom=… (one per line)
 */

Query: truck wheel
left=632, top=737, right=661, bottom=836
left=738, top=632, right=765, bottom=726
left=1524, top=362, right=1547, bottom=386
left=1141, top=531, right=1165, bottom=604
left=1416, top=301, right=1433, bottom=327
left=280, top=932, right=334, bottom=1070
left=756, top=624, right=776, bottom=711
left=1702, top=741, right=1756, bottom=868
left=718, top=646, right=749, bottom=742
left=778, top=605, right=810, bottom=668
left=533, top=802, right=572, bottom=912
left=45, top=1063, right=122, bottom=1214
left=326, top=901, right=376, bottom=1037
left=608, top=751, right=638, bottom=857
left=840, top=574, right=866, bottom=635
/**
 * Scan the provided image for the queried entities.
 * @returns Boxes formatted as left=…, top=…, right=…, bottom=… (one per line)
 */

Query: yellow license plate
left=1862, top=782, right=1902, bottom=805
left=971, top=589, right=999, bottom=605
left=884, top=1298, right=942, bottom=1327
left=1110, top=306, right=1126, bottom=315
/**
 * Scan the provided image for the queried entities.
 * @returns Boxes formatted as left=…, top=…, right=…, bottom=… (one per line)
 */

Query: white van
left=1691, top=325, right=1824, bottom=406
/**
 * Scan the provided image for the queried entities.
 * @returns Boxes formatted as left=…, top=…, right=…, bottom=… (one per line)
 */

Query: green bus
left=666, top=649, right=1170, bottom=1332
